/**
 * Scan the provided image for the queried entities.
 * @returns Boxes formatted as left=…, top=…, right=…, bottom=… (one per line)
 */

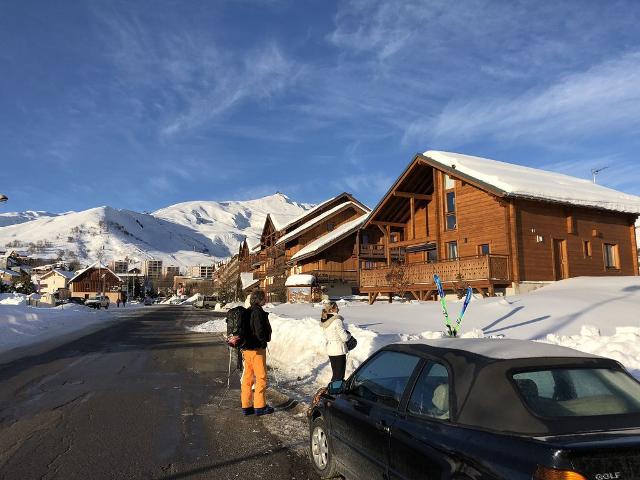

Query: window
left=513, top=368, right=640, bottom=417
left=361, top=233, right=369, bottom=245
left=408, top=362, right=450, bottom=420
left=447, top=241, right=458, bottom=259
left=583, top=240, right=592, bottom=258
left=603, top=243, right=619, bottom=269
left=444, top=174, right=455, bottom=190
left=427, top=249, right=438, bottom=263
left=478, top=244, right=490, bottom=255
left=445, top=191, right=456, bottom=230
left=350, top=351, right=420, bottom=409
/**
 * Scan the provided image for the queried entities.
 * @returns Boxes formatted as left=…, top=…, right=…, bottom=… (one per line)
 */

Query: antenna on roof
left=591, top=166, right=609, bottom=184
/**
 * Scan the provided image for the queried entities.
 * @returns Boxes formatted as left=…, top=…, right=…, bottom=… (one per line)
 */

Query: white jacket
left=321, top=314, right=350, bottom=356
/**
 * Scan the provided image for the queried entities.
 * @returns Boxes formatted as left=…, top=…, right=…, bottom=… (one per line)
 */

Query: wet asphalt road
left=0, top=306, right=318, bottom=480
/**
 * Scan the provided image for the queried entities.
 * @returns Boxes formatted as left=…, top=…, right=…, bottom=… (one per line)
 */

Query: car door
left=389, top=361, right=457, bottom=480
left=329, top=350, right=422, bottom=480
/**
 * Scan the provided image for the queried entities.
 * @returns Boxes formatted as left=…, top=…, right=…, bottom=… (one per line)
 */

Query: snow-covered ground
left=0, top=293, right=142, bottom=356
left=188, top=277, right=640, bottom=395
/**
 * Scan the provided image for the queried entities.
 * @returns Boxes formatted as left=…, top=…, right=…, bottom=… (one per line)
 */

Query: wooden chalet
left=253, top=193, right=370, bottom=301
left=361, top=151, right=640, bottom=303
left=69, top=262, right=123, bottom=302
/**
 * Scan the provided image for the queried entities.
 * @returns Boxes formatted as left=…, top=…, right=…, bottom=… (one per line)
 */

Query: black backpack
left=226, top=306, right=248, bottom=347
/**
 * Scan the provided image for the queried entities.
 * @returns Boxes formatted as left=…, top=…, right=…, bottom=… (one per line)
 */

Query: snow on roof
left=69, top=262, right=120, bottom=284
left=270, top=213, right=306, bottom=231
left=41, top=269, right=75, bottom=280
left=241, top=272, right=259, bottom=290
left=276, top=193, right=349, bottom=232
left=424, top=150, right=640, bottom=214
left=285, top=274, right=316, bottom=286
left=291, top=213, right=371, bottom=262
left=276, top=201, right=368, bottom=246
left=403, top=338, right=601, bottom=360
left=0, top=268, right=20, bottom=277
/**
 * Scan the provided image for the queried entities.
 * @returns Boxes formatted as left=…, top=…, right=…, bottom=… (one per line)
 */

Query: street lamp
left=0, top=194, right=7, bottom=202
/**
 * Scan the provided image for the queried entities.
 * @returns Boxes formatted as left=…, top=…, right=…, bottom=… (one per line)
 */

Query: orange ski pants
left=241, top=349, right=267, bottom=409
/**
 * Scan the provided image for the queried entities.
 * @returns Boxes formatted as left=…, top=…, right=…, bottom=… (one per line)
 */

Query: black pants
left=329, top=355, right=346, bottom=382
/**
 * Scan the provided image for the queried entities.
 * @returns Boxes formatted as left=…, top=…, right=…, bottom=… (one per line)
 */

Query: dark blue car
left=308, top=338, right=640, bottom=479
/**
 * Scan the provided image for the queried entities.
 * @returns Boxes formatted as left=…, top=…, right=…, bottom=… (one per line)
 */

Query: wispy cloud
left=409, top=51, right=640, bottom=145
left=94, top=7, right=302, bottom=137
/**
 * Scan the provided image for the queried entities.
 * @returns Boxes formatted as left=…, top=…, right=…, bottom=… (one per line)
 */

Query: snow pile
left=182, top=293, right=202, bottom=305
left=543, top=326, right=640, bottom=377
left=187, top=319, right=227, bottom=333
left=0, top=293, right=27, bottom=306
left=260, top=277, right=640, bottom=394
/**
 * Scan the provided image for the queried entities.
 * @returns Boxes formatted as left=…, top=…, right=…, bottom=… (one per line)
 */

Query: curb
left=267, top=387, right=309, bottom=416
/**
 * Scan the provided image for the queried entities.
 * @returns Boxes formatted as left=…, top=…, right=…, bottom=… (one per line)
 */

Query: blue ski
left=433, top=275, right=454, bottom=336
left=453, top=286, right=473, bottom=335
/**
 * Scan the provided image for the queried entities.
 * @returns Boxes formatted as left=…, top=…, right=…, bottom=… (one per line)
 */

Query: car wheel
left=97, top=304, right=101, bottom=310
left=105, top=304, right=109, bottom=309
left=310, top=417, right=339, bottom=479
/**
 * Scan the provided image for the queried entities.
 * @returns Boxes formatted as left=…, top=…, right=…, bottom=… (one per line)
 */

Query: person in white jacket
left=320, top=301, right=351, bottom=381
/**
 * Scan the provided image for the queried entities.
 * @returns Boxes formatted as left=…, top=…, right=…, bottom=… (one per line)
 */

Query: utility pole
left=591, top=166, right=609, bottom=184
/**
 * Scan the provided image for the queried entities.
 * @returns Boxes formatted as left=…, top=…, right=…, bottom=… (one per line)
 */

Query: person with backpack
left=320, top=301, right=352, bottom=382
left=240, top=289, right=273, bottom=416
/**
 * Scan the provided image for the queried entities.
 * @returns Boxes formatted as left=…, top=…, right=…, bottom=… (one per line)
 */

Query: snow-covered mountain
left=0, top=193, right=312, bottom=268
left=0, top=210, right=60, bottom=227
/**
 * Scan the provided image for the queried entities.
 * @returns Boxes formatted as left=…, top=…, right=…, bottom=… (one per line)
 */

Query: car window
left=350, top=351, right=420, bottom=409
left=407, top=361, right=450, bottom=420
left=513, top=368, right=640, bottom=417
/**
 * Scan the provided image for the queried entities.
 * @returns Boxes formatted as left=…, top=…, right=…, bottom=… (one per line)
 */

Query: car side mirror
left=328, top=380, right=346, bottom=395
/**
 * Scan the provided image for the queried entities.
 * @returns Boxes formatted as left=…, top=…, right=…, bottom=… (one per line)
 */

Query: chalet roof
left=69, top=262, right=121, bottom=284
left=423, top=150, right=640, bottom=214
left=269, top=213, right=305, bottom=231
left=0, top=268, right=20, bottom=277
left=276, top=201, right=370, bottom=246
left=291, top=213, right=371, bottom=262
left=40, top=269, right=75, bottom=280
left=277, top=193, right=368, bottom=233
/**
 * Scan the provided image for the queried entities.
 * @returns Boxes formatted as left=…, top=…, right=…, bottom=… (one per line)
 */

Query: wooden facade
left=69, top=264, right=123, bottom=302
left=360, top=154, right=639, bottom=303
left=252, top=193, right=370, bottom=300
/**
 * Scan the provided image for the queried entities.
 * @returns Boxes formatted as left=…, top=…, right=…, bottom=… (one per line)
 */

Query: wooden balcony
left=309, top=269, right=359, bottom=284
left=360, top=244, right=385, bottom=258
left=360, top=254, right=511, bottom=299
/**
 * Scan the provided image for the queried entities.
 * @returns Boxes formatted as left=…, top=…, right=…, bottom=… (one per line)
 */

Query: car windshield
left=513, top=368, right=640, bottom=417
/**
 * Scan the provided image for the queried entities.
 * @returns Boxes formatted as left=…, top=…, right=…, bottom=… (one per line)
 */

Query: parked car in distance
left=154, top=297, right=166, bottom=304
left=143, top=297, right=154, bottom=306
left=308, top=338, right=640, bottom=480
left=68, top=297, right=85, bottom=305
left=84, top=295, right=110, bottom=309
left=193, top=296, right=216, bottom=309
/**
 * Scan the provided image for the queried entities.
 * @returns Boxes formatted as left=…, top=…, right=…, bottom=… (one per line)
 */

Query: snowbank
left=0, top=294, right=141, bottom=355
left=187, top=319, right=227, bottom=333
left=265, top=277, right=640, bottom=394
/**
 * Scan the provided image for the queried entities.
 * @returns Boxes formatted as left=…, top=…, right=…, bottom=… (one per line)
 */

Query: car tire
left=97, top=304, right=101, bottom=310
left=105, top=304, right=109, bottom=309
left=309, top=417, right=339, bottom=479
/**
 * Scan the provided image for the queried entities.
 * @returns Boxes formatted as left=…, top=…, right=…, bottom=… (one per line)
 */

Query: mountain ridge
left=0, top=193, right=312, bottom=268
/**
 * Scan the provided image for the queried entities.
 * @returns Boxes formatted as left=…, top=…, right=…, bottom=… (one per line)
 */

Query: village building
left=38, top=269, right=75, bottom=299
left=68, top=262, right=123, bottom=302
left=252, top=193, right=371, bottom=300
left=360, top=151, right=640, bottom=303
left=0, top=267, right=20, bottom=285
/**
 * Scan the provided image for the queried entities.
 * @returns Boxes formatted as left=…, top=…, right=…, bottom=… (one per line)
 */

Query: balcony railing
left=360, top=254, right=510, bottom=289
left=360, top=244, right=385, bottom=258
left=309, top=270, right=359, bottom=284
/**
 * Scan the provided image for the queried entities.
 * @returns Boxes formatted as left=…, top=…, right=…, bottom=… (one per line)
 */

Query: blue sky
left=2, top=0, right=640, bottom=213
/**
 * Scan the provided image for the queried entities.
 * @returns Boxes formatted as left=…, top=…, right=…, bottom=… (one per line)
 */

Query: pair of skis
left=433, top=274, right=472, bottom=337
